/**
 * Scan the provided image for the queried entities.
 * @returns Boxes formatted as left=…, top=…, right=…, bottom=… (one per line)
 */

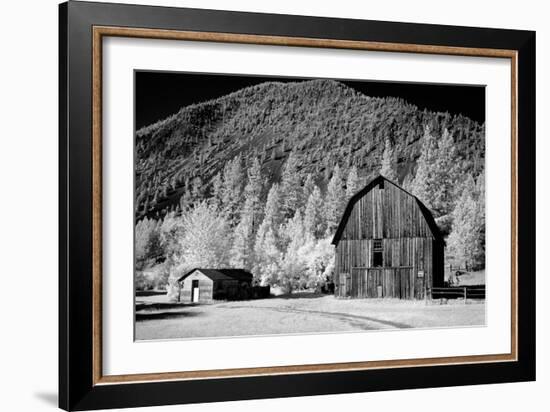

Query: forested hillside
left=135, top=79, right=486, bottom=292
left=136, top=79, right=484, bottom=220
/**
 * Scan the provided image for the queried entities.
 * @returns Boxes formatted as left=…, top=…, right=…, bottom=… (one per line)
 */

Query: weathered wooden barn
left=332, top=176, right=444, bottom=300
left=177, top=269, right=253, bottom=303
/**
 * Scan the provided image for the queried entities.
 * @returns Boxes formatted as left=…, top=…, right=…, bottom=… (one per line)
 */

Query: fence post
left=464, top=286, right=467, bottom=304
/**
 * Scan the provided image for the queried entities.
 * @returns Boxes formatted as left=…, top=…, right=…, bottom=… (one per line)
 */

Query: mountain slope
left=136, top=79, right=485, bottom=220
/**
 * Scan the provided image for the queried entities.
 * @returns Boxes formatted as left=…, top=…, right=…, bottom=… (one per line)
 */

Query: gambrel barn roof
left=331, top=175, right=444, bottom=246
left=178, top=268, right=253, bottom=283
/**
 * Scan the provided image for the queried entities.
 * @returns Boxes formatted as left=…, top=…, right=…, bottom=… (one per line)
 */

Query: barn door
left=368, top=269, right=384, bottom=298
left=191, top=279, right=200, bottom=302
left=350, top=268, right=367, bottom=298
left=395, top=268, right=414, bottom=299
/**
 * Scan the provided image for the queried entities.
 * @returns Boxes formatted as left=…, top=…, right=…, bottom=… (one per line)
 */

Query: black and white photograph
left=134, top=72, right=486, bottom=340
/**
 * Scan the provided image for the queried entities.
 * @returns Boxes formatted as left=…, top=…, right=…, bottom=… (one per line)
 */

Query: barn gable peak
left=331, top=175, right=443, bottom=245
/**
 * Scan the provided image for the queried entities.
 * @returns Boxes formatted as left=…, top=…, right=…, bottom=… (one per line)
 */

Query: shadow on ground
left=136, top=310, right=202, bottom=321
left=135, top=302, right=196, bottom=311
left=277, top=292, right=328, bottom=299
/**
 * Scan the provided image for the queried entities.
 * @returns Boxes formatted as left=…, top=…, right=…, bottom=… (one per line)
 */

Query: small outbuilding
left=177, top=268, right=253, bottom=303
left=332, top=176, right=444, bottom=300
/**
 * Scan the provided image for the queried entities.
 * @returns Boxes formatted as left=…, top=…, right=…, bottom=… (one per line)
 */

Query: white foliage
left=177, top=201, right=231, bottom=270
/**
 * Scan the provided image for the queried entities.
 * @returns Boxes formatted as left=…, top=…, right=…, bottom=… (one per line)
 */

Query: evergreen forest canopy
left=134, top=79, right=485, bottom=293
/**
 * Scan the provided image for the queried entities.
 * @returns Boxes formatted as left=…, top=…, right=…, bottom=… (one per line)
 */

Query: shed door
left=191, top=279, right=200, bottom=302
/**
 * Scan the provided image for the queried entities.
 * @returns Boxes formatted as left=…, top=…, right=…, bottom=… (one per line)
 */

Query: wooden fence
left=431, top=285, right=485, bottom=301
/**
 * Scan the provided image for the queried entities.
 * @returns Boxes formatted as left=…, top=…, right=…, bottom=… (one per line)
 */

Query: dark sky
left=135, top=71, right=485, bottom=130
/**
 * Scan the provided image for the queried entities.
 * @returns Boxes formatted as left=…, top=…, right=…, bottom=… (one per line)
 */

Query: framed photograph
left=59, top=1, right=535, bottom=410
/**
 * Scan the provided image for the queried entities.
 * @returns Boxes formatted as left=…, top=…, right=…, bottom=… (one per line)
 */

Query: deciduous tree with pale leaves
left=279, top=210, right=307, bottom=293
left=135, top=217, right=162, bottom=270
left=446, top=173, right=485, bottom=270
left=176, top=201, right=231, bottom=270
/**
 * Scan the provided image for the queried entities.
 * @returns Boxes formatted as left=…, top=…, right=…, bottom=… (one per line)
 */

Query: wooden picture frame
left=59, top=1, right=535, bottom=410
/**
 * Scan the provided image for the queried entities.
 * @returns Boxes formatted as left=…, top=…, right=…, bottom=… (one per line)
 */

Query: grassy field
left=135, top=293, right=485, bottom=341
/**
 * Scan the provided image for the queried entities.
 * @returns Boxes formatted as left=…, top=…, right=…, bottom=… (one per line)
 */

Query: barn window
left=373, top=239, right=383, bottom=267
left=378, top=180, right=385, bottom=190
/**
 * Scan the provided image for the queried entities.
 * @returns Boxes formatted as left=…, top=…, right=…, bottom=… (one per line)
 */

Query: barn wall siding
left=334, top=180, right=443, bottom=300
left=339, top=182, right=433, bottom=241
left=335, top=237, right=434, bottom=299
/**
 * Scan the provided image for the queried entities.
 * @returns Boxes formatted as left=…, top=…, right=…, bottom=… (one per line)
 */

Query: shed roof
left=178, top=268, right=253, bottom=283
left=331, top=175, right=444, bottom=246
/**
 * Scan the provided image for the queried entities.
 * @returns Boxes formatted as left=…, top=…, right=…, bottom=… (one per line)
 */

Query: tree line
left=135, top=151, right=362, bottom=293
left=406, top=125, right=485, bottom=271
left=136, top=123, right=485, bottom=292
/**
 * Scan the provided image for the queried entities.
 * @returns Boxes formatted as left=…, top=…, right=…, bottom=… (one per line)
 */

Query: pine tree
left=191, top=176, right=204, bottom=202
left=281, top=209, right=305, bottom=249
left=261, top=183, right=283, bottom=231
left=410, top=127, right=461, bottom=217
left=179, top=183, right=192, bottom=212
left=324, top=165, right=345, bottom=236
left=432, top=128, right=460, bottom=216
left=345, top=165, right=359, bottom=200
left=229, top=197, right=254, bottom=270
left=402, top=172, right=414, bottom=193
left=304, top=185, right=323, bottom=239
left=409, top=125, right=439, bottom=212
left=255, top=227, right=281, bottom=286
left=380, top=137, right=398, bottom=182
left=243, top=157, right=265, bottom=229
left=209, top=172, right=223, bottom=210
left=280, top=151, right=301, bottom=218
left=301, top=173, right=316, bottom=209
left=221, top=154, right=244, bottom=226
left=253, top=184, right=284, bottom=284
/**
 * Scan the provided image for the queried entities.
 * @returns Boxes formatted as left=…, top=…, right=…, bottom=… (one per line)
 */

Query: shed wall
left=180, top=271, right=213, bottom=303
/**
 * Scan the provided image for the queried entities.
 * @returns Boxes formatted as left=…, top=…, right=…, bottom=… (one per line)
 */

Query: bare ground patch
left=135, top=294, right=485, bottom=340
